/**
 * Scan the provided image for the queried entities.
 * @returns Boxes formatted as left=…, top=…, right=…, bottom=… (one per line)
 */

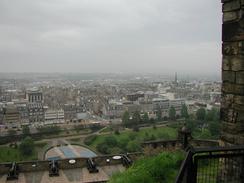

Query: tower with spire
left=174, top=72, right=178, bottom=86
left=175, top=72, right=177, bottom=83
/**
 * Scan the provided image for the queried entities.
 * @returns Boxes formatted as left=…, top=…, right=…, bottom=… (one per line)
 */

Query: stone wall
left=221, top=0, right=244, bottom=145
left=0, top=153, right=140, bottom=175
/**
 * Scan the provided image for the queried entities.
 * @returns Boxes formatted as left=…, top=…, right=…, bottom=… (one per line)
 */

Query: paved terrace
left=0, top=154, right=141, bottom=183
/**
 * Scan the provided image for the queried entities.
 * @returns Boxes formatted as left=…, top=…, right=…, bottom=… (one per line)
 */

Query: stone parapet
left=222, top=0, right=244, bottom=145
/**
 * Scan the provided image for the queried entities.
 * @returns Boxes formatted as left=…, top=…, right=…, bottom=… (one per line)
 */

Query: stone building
left=221, top=0, right=244, bottom=146
left=27, top=103, right=44, bottom=123
left=63, top=103, right=83, bottom=122
left=16, top=104, right=29, bottom=124
left=170, top=99, right=185, bottom=115
left=0, top=107, right=3, bottom=124
left=3, top=105, right=20, bottom=127
left=44, top=110, right=64, bottom=123
left=126, top=92, right=145, bottom=101
left=26, top=89, right=43, bottom=103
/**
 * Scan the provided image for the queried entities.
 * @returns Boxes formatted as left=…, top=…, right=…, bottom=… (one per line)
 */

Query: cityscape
left=0, top=0, right=243, bottom=183
left=0, top=73, right=220, bottom=132
left=0, top=72, right=223, bottom=182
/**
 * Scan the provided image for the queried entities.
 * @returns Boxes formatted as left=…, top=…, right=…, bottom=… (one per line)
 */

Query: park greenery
left=122, top=107, right=179, bottom=128
left=121, top=105, right=220, bottom=141
left=109, top=152, right=184, bottom=183
left=36, top=125, right=61, bottom=134
left=19, top=136, right=34, bottom=156
left=0, top=104, right=220, bottom=162
left=0, top=137, right=46, bottom=163
left=186, top=107, right=220, bottom=139
left=22, top=125, right=30, bottom=137
left=84, top=126, right=177, bottom=154
left=169, top=106, right=176, bottom=120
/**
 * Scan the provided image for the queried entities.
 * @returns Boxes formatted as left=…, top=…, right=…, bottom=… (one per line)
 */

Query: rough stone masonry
left=221, top=0, right=244, bottom=145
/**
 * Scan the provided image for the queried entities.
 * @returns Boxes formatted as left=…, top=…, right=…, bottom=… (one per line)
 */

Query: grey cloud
left=0, top=0, right=221, bottom=75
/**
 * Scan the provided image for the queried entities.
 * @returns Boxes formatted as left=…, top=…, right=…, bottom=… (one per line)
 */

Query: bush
left=22, top=126, right=30, bottom=137
left=36, top=125, right=61, bottom=135
left=96, top=143, right=111, bottom=154
left=126, top=141, right=141, bottom=152
left=128, top=133, right=136, bottom=140
left=19, top=137, right=34, bottom=156
left=109, top=152, right=184, bottom=183
left=118, top=136, right=130, bottom=150
left=104, top=136, right=118, bottom=147
left=114, top=129, right=120, bottom=135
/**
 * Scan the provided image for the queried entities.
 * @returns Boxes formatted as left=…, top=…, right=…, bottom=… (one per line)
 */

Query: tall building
left=4, top=104, right=20, bottom=127
left=27, top=103, right=44, bottom=123
left=175, top=72, right=178, bottom=84
left=26, top=89, right=43, bottom=103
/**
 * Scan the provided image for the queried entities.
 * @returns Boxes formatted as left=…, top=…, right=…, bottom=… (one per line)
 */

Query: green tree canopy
left=104, top=136, right=118, bottom=147
left=122, top=111, right=130, bottom=127
left=96, top=143, right=110, bottom=154
left=181, top=104, right=189, bottom=119
left=132, top=111, right=141, bottom=125
left=22, top=126, right=30, bottom=137
left=169, top=106, right=176, bottom=120
left=186, top=119, right=197, bottom=131
left=126, top=140, right=141, bottom=152
left=156, top=107, right=162, bottom=121
left=196, top=108, right=206, bottom=121
left=209, top=121, right=220, bottom=137
left=142, top=112, right=149, bottom=123
left=19, top=136, right=34, bottom=156
left=206, top=108, right=219, bottom=122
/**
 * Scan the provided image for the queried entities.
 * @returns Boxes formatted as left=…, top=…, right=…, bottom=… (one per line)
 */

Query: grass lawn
left=109, top=151, right=184, bottom=183
left=0, top=142, right=47, bottom=163
left=86, top=126, right=177, bottom=153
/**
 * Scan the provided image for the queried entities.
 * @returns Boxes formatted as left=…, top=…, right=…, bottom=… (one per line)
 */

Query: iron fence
left=175, top=145, right=244, bottom=183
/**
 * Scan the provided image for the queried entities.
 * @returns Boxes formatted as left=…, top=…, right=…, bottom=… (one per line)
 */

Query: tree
left=122, top=111, right=130, bottom=127
left=196, top=108, right=206, bottom=121
left=142, top=112, right=149, bottom=123
left=206, top=108, right=219, bottom=122
left=114, top=128, right=120, bottom=135
left=118, top=136, right=130, bottom=149
left=169, top=106, right=176, bottom=120
left=156, top=107, right=162, bottom=121
left=181, top=104, right=189, bottom=119
left=37, top=125, right=61, bottom=134
left=22, top=126, right=30, bottom=137
left=19, top=136, right=34, bottom=156
left=126, top=141, right=141, bottom=152
left=104, top=136, right=117, bottom=146
left=209, top=121, right=220, bottom=137
left=133, top=126, right=140, bottom=132
left=96, top=143, right=110, bottom=154
left=132, top=111, right=141, bottom=125
left=186, top=119, right=197, bottom=131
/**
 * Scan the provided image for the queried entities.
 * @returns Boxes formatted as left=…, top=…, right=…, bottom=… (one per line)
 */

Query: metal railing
left=175, top=145, right=244, bottom=183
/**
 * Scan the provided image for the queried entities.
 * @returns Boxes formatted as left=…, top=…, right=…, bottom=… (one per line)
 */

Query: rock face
left=221, top=0, right=244, bottom=145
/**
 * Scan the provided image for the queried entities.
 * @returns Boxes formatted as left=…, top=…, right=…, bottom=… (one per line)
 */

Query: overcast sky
left=0, top=0, right=222, bottom=75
